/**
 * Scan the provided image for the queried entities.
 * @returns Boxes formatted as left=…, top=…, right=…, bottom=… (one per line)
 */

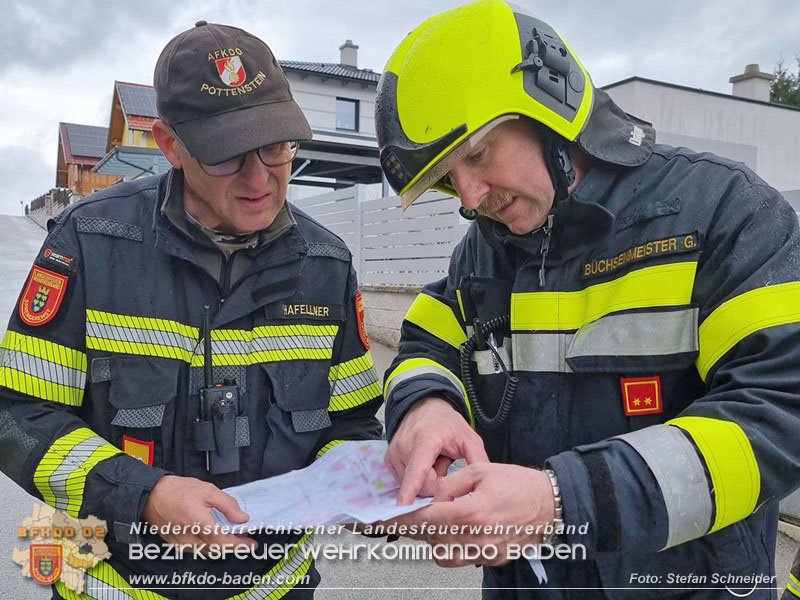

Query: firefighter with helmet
left=375, top=1, right=800, bottom=597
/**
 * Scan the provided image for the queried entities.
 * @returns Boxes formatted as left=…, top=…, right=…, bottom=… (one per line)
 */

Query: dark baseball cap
left=154, top=21, right=312, bottom=165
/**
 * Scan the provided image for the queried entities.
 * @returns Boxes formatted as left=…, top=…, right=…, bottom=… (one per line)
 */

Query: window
left=336, top=98, right=359, bottom=131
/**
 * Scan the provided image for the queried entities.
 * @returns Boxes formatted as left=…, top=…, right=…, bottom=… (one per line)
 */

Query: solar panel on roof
left=118, top=84, right=158, bottom=117
left=64, top=123, right=108, bottom=158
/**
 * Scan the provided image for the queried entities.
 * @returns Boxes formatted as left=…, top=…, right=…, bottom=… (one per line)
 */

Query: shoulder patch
left=19, top=266, right=69, bottom=327
left=76, top=217, right=143, bottom=242
left=307, top=243, right=350, bottom=263
left=355, top=291, right=370, bottom=350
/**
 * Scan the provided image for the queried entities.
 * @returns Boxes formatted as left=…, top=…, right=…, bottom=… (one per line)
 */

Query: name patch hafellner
left=583, top=232, right=700, bottom=279
left=19, top=266, right=69, bottom=327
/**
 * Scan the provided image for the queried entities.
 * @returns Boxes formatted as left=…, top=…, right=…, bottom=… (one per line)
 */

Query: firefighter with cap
left=0, top=21, right=382, bottom=599
left=375, top=1, right=800, bottom=596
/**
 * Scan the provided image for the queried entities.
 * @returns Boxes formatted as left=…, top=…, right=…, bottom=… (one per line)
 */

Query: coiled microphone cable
left=460, top=315, right=518, bottom=430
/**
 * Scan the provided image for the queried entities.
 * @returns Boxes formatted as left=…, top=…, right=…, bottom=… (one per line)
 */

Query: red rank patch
left=31, top=544, right=62, bottom=585
left=355, top=291, right=370, bottom=350
left=122, top=435, right=154, bottom=466
left=620, top=376, right=663, bottom=416
left=19, top=266, right=69, bottom=327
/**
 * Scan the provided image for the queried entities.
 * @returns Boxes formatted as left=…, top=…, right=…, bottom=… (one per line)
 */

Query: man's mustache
left=476, top=189, right=514, bottom=217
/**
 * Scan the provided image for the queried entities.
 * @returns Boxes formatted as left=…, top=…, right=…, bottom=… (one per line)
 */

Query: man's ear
left=152, top=119, right=183, bottom=169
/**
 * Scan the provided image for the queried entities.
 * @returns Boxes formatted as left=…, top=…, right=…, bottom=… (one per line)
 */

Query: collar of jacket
left=152, top=170, right=308, bottom=270
left=479, top=163, right=620, bottom=264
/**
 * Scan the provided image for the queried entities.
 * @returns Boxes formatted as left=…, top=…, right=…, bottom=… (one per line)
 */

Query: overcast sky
left=1, top=0, right=798, bottom=216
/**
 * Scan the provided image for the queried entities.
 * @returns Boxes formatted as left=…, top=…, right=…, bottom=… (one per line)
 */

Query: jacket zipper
left=539, top=214, right=554, bottom=287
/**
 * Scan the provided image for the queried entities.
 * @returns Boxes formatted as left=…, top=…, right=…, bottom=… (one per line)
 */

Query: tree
left=771, top=57, right=800, bottom=107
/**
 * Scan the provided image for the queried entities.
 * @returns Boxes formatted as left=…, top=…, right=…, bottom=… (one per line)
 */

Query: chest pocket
left=91, top=355, right=181, bottom=469
left=256, top=305, right=344, bottom=477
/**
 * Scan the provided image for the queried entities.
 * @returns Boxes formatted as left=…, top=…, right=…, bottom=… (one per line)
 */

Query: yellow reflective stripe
left=329, top=382, right=382, bottom=411
left=384, top=357, right=473, bottom=426
left=54, top=533, right=314, bottom=599
left=405, top=293, right=467, bottom=349
left=696, top=282, right=800, bottom=381
left=668, top=416, right=760, bottom=533
left=254, top=324, right=339, bottom=338
left=2, top=330, right=87, bottom=370
left=316, top=440, right=347, bottom=460
left=0, top=369, right=83, bottom=406
left=56, top=560, right=169, bottom=599
left=788, top=574, right=800, bottom=598
left=89, top=337, right=194, bottom=362
left=34, top=428, right=120, bottom=517
left=329, top=352, right=374, bottom=379
left=328, top=352, right=381, bottom=411
left=512, top=262, right=697, bottom=330
left=87, top=309, right=198, bottom=337
left=0, top=331, right=86, bottom=405
left=231, top=531, right=314, bottom=600
left=87, top=310, right=338, bottom=365
left=455, top=289, right=466, bottom=321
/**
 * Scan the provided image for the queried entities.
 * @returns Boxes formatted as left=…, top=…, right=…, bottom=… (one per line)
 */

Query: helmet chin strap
left=543, top=131, right=575, bottom=205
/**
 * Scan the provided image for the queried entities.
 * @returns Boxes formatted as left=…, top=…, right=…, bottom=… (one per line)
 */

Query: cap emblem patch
left=216, top=55, right=246, bottom=87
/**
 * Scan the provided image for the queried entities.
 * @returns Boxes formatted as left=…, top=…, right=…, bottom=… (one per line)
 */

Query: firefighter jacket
left=384, top=144, right=800, bottom=599
left=0, top=170, right=383, bottom=599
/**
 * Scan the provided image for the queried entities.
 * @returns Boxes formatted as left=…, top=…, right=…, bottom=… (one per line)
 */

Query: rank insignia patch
left=620, top=376, right=663, bottom=416
left=30, top=544, right=62, bottom=585
left=19, top=266, right=69, bottom=327
left=382, top=152, right=408, bottom=184
left=122, top=435, right=154, bottom=466
left=355, top=291, right=370, bottom=350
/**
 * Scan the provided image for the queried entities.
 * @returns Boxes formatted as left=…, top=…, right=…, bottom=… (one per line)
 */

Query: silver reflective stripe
left=251, top=333, right=337, bottom=353
left=474, top=338, right=512, bottom=375
left=48, top=435, right=109, bottom=511
left=2, top=348, right=86, bottom=389
left=568, top=308, right=698, bottom=358
left=86, top=321, right=194, bottom=351
left=330, top=367, right=380, bottom=397
left=513, top=332, right=573, bottom=373
left=513, top=309, right=698, bottom=372
left=82, top=571, right=134, bottom=599
left=385, top=365, right=464, bottom=401
left=616, top=425, right=712, bottom=549
left=87, top=321, right=337, bottom=359
left=787, top=575, right=800, bottom=598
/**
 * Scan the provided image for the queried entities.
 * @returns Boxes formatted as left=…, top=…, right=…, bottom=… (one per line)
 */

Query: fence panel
left=290, top=186, right=469, bottom=288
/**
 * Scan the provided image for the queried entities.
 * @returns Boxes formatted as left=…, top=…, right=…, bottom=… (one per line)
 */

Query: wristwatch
left=542, top=468, right=564, bottom=545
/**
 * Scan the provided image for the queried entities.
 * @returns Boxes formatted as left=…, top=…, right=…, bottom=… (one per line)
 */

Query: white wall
left=604, top=80, right=800, bottom=193
left=286, top=72, right=377, bottom=136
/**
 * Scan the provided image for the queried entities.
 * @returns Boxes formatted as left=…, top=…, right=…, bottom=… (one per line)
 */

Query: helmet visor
left=399, top=115, right=519, bottom=210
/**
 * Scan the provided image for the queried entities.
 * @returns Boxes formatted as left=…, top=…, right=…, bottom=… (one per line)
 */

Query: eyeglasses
left=198, top=141, right=300, bottom=177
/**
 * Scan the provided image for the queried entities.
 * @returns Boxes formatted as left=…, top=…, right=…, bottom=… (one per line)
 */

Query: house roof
left=279, top=61, right=380, bottom=84
left=601, top=76, right=800, bottom=112
left=59, top=122, right=108, bottom=166
left=116, top=81, right=159, bottom=118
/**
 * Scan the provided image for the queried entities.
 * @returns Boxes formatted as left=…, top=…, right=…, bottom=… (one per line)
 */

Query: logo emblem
left=19, top=266, right=69, bottom=327
left=620, top=376, right=663, bottom=416
left=355, top=291, right=370, bottom=350
left=216, top=56, right=246, bottom=87
left=122, top=435, right=154, bottom=466
left=30, top=544, right=62, bottom=585
left=382, top=152, right=408, bottom=184
left=629, top=125, right=645, bottom=146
